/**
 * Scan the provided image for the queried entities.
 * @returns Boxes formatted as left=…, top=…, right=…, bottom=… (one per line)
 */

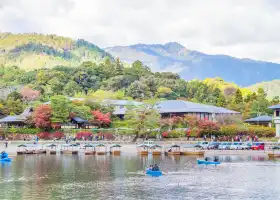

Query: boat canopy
left=166, top=144, right=180, bottom=148
left=17, top=144, right=27, bottom=147
left=46, top=144, right=56, bottom=147
left=137, top=144, right=150, bottom=148
left=94, top=143, right=105, bottom=147
left=84, top=144, right=95, bottom=148
left=149, top=144, right=162, bottom=148
left=110, top=144, right=122, bottom=148
left=272, top=146, right=280, bottom=150
left=181, top=144, right=196, bottom=148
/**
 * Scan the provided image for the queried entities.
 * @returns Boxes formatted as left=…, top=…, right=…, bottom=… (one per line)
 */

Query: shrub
left=8, top=128, right=40, bottom=135
left=76, top=131, right=92, bottom=140
left=53, top=131, right=64, bottom=139
left=37, top=132, right=52, bottom=139
left=162, top=131, right=169, bottom=138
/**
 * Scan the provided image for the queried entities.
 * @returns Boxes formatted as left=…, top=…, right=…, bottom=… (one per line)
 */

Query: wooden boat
left=268, top=146, right=280, bottom=158
left=164, top=144, right=181, bottom=155
left=149, top=144, right=162, bottom=155
left=110, top=144, right=121, bottom=156
left=46, top=144, right=57, bottom=154
left=84, top=144, right=96, bottom=155
left=268, top=153, right=280, bottom=158
left=17, top=144, right=27, bottom=155
left=137, top=144, right=149, bottom=155
left=180, top=144, right=205, bottom=156
left=60, top=144, right=79, bottom=154
left=95, top=144, right=106, bottom=155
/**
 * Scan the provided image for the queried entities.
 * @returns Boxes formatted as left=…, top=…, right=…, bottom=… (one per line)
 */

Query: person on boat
left=214, top=156, right=219, bottom=162
left=0, top=151, right=8, bottom=159
left=204, top=157, right=209, bottom=161
left=152, top=164, right=159, bottom=171
left=148, top=165, right=153, bottom=170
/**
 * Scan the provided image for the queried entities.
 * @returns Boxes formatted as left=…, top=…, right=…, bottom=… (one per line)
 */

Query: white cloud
left=1, top=0, right=280, bottom=62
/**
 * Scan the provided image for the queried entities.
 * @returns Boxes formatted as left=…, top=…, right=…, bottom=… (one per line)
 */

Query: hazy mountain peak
left=106, top=42, right=280, bottom=86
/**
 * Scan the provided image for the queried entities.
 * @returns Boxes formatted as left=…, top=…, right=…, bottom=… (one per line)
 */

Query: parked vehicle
left=230, top=142, right=243, bottom=150
left=208, top=142, right=220, bottom=150
left=195, top=141, right=209, bottom=149
left=251, top=142, right=265, bottom=150
left=218, top=142, right=232, bottom=150
left=240, top=143, right=251, bottom=150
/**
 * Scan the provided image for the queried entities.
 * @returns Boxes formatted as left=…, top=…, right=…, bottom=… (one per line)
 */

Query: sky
left=1, top=0, right=280, bottom=62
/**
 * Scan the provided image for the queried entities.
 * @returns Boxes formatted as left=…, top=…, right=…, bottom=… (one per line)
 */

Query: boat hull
left=181, top=151, right=204, bottom=156
left=197, top=160, right=220, bottom=165
left=268, top=153, right=280, bottom=158
left=0, top=158, right=12, bottom=162
left=110, top=150, right=121, bottom=156
left=146, top=169, right=162, bottom=177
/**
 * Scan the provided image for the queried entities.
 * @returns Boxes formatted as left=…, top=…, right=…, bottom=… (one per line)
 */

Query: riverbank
left=0, top=141, right=272, bottom=157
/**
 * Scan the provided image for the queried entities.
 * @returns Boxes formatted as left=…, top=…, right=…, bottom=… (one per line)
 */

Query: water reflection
left=0, top=154, right=279, bottom=199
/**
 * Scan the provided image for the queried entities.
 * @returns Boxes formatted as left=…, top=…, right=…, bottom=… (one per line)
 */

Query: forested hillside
left=0, top=33, right=112, bottom=70
left=0, top=58, right=278, bottom=119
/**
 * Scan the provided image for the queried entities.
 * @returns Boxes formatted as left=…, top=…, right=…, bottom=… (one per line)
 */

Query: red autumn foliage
left=76, top=132, right=92, bottom=140
left=51, top=123, right=61, bottom=129
left=162, top=131, right=169, bottom=138
left=33, top=105, right=52, bottom=129
left=53, top=132, right=64, bottom=139
left=90, top=110, right=111, bottom=127
left=21, top=87, right=40, bottom=102
left=37, top=132, right=52, bottom=139
left=197, top=120, right=220, bottom=135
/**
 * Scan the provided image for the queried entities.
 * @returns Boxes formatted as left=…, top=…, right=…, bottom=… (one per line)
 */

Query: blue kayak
left=197, top=160, right=220, bottom=165
left=0, top=158, right=12, bottom=162
left=146, top=169, right=162, bottom=177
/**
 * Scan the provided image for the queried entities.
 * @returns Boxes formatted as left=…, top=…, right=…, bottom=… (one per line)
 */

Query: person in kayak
left=214, top=156, right=219, bottom=162
left=152, top=164, right=159, bottom=171
left=0, top=151, right=8, bottom=159
left=148, top=165, right=153, bottom=170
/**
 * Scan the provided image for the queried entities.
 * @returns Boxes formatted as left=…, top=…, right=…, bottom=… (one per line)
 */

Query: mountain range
left=106, top=42, right=280, bottom=86
left=1, top=33, right=280, bottom=87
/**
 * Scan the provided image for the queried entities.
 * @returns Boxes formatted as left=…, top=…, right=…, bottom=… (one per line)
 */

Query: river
left=0, top=154, right=280, bottom=200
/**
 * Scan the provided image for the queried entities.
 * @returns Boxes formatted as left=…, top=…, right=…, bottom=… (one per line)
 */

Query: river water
left=0, top=154, right=280, bottom=200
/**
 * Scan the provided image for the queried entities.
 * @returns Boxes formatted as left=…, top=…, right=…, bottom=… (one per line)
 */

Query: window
left=276, top=110, right=280, bottom=117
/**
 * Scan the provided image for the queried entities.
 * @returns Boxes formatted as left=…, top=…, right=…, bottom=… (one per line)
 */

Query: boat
left=197, top=160, right=220, bottom=165
left=46, top=144, right=57, bottom=154
left=164, top=144, right=181, bottom=155
left=146, top=169, right=162, bottom=177
left=95, top=144, right=106, bottom=155
left=149, top=144, right=162, bottom=155
left=60, top=144, right=79, bottom=154
left=137, top=144, right=149, bottom=155
left=180, top=144, right=205, bottom=156
left=0, top=157, right=12, bottom=162
left=110, top=144, right=121, bottom=155
left=84, top=144, right=96, bottom=155
left=268, top=146, right=280, bottom=158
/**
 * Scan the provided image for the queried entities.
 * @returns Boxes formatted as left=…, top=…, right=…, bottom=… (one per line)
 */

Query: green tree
left=4, top=99, right=24, bottom=115
left=126, top=81, right=152, bottom=100
left=48, top=77, right=64, bottom=95
left=63, top=81, right=82, bottom=97
left=114, top=99, right=160, bottom=142
left=50, top=95, right=69, bottom=123
left=113, top=58, right=124, bottom=76
left=234, top=88, right=243, bottom=104
left=7, top=91, right=22, bottom=101
left=271, top=96, right=280, bottom=105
